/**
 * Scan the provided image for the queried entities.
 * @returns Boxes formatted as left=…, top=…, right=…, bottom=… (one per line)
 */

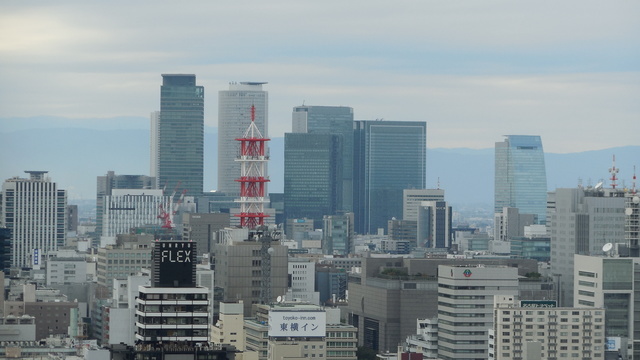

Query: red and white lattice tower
left=234, top=105, right=270, bottom=228
left=609, top=155, right=619, bottom=189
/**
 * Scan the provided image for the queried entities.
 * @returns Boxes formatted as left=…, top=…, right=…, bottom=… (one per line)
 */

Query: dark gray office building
left=153, top=74, right=204, bottom=198
left=353, top=120, right=426, bottom=234
left=284, top=133, right=342, bottom=229
left=292, top=106, right=354, bottom=212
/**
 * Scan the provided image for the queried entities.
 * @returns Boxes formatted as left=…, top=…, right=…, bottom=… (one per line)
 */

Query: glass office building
left=155, top=74, right=204, bottom=197
left=353, top=121, right=426, bottom=234
left=292, top=106, right=354, bottom=212
left=495, top=135, right=547, bottom=224
left=284, top=133, right=342, bottom=228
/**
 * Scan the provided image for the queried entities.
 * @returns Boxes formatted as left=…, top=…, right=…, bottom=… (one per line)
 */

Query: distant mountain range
left=1, top=117, right=638, bottom=207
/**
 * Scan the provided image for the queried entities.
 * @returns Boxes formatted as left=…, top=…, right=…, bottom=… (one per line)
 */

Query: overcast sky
left=1, top=1, right=638, bottom=153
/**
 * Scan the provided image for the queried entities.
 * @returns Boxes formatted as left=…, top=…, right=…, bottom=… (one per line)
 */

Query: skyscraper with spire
left=218, top=82, right=268, bottom=196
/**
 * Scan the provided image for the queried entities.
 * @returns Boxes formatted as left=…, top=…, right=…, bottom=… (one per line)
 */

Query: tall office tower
left=284, top=133, right=342, bottom=228
left=153, top=74, right=204, bottom=197
left=549, top=187, right=626, bottom=306
left=495, top=135, right=547, bottom=224
left=322, top=212, right=354, bottom=255
left=96, top=171, right=156, bottom=237
left=101, top=189, right=169, bottom=239
left=1, top=171, right=66, bottom=268
left=417, top=200, right=452, bottom=248
left=353, top=120, right=426, bottom=234
left=403, top=189, right=445, bottom=222
left=218, top=82, right=268, bottom=196
left=292, top=105, right=354, bottom=211
left=437, top=264, right=519, bottom=360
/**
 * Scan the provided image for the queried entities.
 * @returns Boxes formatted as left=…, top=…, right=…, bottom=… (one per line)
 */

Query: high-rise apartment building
left=495, top=135, right=547, bottom=224
left=549, top=187, right=626, bottom=307
left=292, top=105, right=354, bottom=211
left=1, top=171, right=66, bottom=268
left=284, top=132, right=342, bottom=228
left=353, top=121, right=426, bottom=234
left=152, top=74, right=204, bottom=197
left=218, top=82, right=268, bottom=196
left=96, top=171, right=156, bottom=237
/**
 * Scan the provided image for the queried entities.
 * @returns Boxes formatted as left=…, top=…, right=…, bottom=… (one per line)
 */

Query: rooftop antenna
left=609, top=155, right=619, bottom=189
left=437, top=177, right=441, bottom=189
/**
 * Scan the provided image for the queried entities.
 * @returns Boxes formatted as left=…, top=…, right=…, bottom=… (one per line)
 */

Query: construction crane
left=158, top=182, right=187, bottom=230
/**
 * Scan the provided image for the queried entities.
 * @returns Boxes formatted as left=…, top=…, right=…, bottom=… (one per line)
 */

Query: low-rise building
left=489, top=295, right=605, bottom=360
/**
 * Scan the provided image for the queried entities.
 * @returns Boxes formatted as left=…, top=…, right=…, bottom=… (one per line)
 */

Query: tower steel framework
left=234, top=105, right=270, bottom=228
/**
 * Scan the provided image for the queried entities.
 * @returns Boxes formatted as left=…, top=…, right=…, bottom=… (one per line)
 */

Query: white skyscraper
left=1, top=171, right=67, bottom=268
left=217, top=82, right=268, bottom=196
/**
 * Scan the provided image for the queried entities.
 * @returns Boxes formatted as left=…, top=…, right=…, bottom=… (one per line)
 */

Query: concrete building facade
left=490, top=295, right=606, bottom=360
left=549, top=187, right=626, bottom=306
left=1, top=171, right=66, bottom=268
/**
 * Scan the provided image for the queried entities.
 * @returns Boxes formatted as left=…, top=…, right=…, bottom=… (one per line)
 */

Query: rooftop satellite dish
left=602, top=243, right=613, bottom=253
left=276, top=295, right=283, bottom=303
left=595, top=181, right=604, bottom=190
left=626, top=208, right=634, bottom=216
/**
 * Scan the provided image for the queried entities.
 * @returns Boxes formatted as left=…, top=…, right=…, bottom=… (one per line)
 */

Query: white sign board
left=268, top=310, right=326, bottom=337
left=606, top=337, right=621, bottom=351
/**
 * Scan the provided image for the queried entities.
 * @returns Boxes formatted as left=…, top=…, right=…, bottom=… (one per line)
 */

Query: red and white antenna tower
left=632, top=166, right=637, bottom=195
left=235, top=105, right=270, bottom=229
left=609, top=155, right=619, bottom=189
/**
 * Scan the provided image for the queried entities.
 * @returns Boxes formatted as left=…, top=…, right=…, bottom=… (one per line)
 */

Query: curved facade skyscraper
left=494, top=135, right=547, bottom=224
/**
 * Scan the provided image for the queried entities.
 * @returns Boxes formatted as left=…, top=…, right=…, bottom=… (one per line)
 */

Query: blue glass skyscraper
left=292, top=105, right=354, bottom=212
left=155, top=74, right=204, bottom=197
left=284, top=132, right=342, bottom=228
left=494, top=135, right=547, bottom=224
left=353, top=120, right=427, bottom=234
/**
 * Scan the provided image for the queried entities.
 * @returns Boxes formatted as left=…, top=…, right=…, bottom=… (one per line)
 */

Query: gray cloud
left=1, top=1, right=638, bottom=153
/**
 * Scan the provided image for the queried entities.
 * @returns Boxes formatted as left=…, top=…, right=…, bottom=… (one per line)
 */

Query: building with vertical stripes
left=1, top=171, right=66, bottom=268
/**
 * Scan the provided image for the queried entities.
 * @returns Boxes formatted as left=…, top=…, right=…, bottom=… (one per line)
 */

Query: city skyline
left=1, top=2, right=638, bottom=153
